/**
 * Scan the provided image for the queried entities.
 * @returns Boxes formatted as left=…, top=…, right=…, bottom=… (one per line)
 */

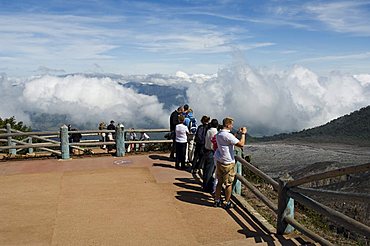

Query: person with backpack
left=213, top=117, right=247, bottom=209
left=202, top=118, right=219, bottom=193
left=191, top=115, right=210, bottom=174
left=183, top=106, right=197, bottom=164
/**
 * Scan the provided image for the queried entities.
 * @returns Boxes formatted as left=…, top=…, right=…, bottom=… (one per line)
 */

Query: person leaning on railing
left=98, top=122, right=107, bottom=150
left=213, top=117, right=247, bottom=209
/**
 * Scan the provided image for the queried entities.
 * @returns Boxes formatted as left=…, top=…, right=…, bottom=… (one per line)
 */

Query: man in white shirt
left=213, top=117, right=247, bottom=209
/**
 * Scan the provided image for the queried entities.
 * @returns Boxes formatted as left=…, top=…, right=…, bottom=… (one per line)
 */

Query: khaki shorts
left=216, top=161, right=236, bottom=187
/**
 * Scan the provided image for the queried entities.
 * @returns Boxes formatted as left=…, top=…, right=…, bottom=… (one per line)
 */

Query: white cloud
left=185, top=55, right=370, bottom=135
left=35, top=66, right=66, bottom=74
left=299, top=52, right=370, bottom=63
left=1, top=52, right=370, bottom=136
left=0, top=74, right=169, bottom=129
left=354, top=74, right=370, bottom=86
left=305, top=1, right=370, bottom=36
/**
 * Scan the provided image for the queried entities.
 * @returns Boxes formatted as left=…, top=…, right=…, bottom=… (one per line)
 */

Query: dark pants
left=192, top=143, right=205, bottom=171
left=170, top=131, right=176, bottom=158
left=202, top=149, right=215, bottom=192
left=175, top=142, right=187, bottom=169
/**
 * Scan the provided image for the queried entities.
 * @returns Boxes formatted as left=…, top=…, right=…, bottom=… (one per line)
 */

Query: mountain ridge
left=255, top=105, right=370, bottom=146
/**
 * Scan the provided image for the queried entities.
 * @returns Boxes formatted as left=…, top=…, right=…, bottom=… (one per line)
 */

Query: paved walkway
left=0, top=154, right=314, bottom=245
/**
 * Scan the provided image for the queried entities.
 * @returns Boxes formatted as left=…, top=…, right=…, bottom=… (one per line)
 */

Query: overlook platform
left=0, top=154, right=313, bottom=245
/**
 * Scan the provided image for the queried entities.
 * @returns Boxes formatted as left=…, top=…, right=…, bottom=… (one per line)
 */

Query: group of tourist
left=170, top=104, right=247, bottom=209
left=98, top=120, right=116, bottom=152
left=98, top=121, right=150, bottom=153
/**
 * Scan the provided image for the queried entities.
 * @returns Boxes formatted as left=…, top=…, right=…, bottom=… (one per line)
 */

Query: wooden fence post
left=116, top=123, right=125, bottom=157
left=28, top=137, right=34, bottom=154
left=233, top=146, right=243, bottom=195
left=6, top=123, right=16, bottom=155
left=277, top=174, right=295, bottom=234
left=60, top=125, right=70, bottom=159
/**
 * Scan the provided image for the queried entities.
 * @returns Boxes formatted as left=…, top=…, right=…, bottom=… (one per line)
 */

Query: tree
left=0, top=116, right=31, bottom=132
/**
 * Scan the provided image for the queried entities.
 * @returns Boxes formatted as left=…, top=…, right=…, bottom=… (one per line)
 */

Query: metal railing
left=0, top=123, right=172, bottom=158
left=234, top=155, right=370, bottom=246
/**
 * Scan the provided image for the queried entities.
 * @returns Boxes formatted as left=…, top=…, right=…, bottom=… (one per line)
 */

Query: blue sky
left=1, top=0, right=370, bottom=76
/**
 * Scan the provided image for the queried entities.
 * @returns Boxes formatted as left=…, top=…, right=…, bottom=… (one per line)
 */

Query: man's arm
left=235, top=127, right=247, bottom=147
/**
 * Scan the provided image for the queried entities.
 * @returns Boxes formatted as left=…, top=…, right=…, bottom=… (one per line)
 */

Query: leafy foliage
left=0, top=116, right=31, bottom=132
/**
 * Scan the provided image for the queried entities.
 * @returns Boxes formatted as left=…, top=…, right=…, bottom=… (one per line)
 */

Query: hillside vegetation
left=255, top=105, right=370, bottom=146
left=0, top=116, right=31, bottom=132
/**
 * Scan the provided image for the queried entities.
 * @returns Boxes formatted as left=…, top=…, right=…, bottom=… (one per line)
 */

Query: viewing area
left=1, top=125, right=369, bottom=245
left=0, top=153, right=315, bottom=246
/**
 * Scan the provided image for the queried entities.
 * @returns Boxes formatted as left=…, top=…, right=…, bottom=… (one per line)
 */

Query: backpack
left=188, top=117, right=197, bottom=134
left=211, top=134, right=218, bottom=151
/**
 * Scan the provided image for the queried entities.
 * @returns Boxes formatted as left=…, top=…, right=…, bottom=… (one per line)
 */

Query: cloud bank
left=1, top=58, right=370, bottom=135
left=0, top=74, right=169, bottom=129
left=186, top=56, right=370, bottom=135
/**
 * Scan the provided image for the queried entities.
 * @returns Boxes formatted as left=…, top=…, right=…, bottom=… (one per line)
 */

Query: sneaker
left=213, top=200, right=222, bottom=208
left=224, top=201, right=234, bottom=209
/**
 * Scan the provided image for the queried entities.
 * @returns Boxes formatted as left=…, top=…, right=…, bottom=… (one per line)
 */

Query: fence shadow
left=149, top=154, right=171, bottom=161
left=152, top=163, right=175, bottom=169
left=175, top=190, right=214, bottom=207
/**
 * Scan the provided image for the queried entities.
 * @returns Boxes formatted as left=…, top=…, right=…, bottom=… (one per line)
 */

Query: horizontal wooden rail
left=9, top=138, right=61, bottom=155
left=65, top=130, right=114, bottom=134
left=235, top=173, right=278, bottom=213
left=125, top=128, right=170, bottom=133
left=235, top=154, right=370, bottom=243
left=10, top=129, right=84, bottom=152
left=80, top=139, right=100, bottom=143
left=42, top=135, right=58, bottom=139
left=287, top=163, right=370, bottom=188
left=236, top=156, right=279, bottom=190
left=70, top=129, right=169, bottom=134
left=284, top=217, right=334, bottom=246
left=0, top=131, right=59, bottom=138
left=287, top=189, right=370, bottom=237
left=70, top=140, right=172, bottom=147
left=0, top=143, right=60, bottom=150
left=1, top=129, right=170, bottom=138
left=125, top=140, right=172, bottom=144
left=70, top=141, right=115, bottom=147
left=291, top=187, right=370, bottom=202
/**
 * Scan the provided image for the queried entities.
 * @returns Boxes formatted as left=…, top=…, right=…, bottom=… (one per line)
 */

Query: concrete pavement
left=0, top=154, right=314, bottom=245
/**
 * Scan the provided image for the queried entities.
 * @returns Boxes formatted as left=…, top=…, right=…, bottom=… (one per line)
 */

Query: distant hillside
left=255, top=105, right=370, bottom=146
left=122, top=82, right=187, bottom=110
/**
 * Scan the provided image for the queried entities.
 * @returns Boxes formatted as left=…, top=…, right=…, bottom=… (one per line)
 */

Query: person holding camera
left=213, top=117, right=247, bottom=209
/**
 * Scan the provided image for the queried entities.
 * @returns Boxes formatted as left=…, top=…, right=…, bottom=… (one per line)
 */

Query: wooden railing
left=2, top=124, right=369, bottom=245
left=234, top=155, right=370, bottom=246
left=0, top=124, right=172, bottom=158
